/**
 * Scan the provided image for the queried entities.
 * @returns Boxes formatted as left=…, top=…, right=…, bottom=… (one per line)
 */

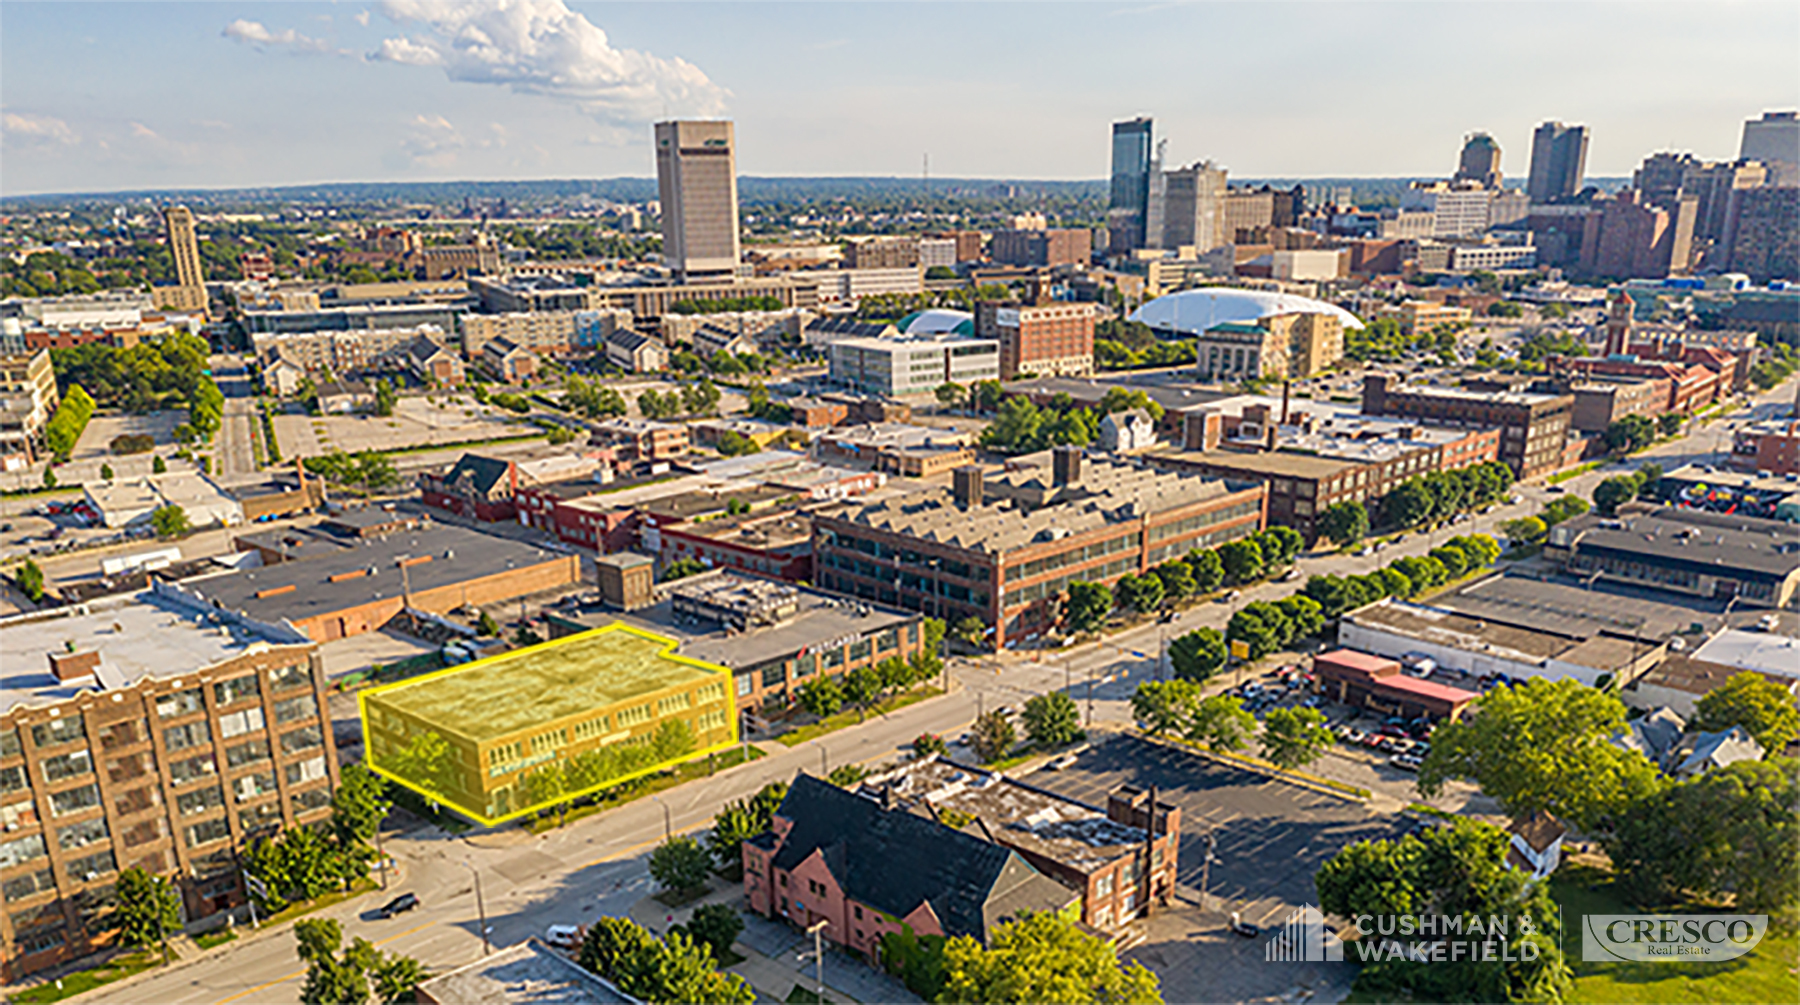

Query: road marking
left=210, top=920, right=437, bottom=1005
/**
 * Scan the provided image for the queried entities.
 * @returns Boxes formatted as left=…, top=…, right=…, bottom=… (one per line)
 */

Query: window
left=227, top=739, right=272, bottom=768
left=1095, top=873, right=1114, bottom=897
left=235, top=772, right=278, bottom=803
left=18, top=930, right=66, bottom=955
left=850, top=639, right=871, bottom=662
left=697, top=709, right=727, bottom=733
left=616, top=704, right=652, bottom=727
left=3, top=868, right=55, bottom=904
left=169, top=753, right=217, bottom=785
left=292, top=787, right=331, bottom=814
left=49, top=783, right=101, bottom=817
left=268, top=663, right=312, bottom=692
left=0, top=764, right=23, bottom=794
left=1, top=834, right=49, bottom=869
left=286, top=756, right=327, bottom=786
left=10, top=900, right=64, bottom=936
left=177, top=785, right=226, bottom=817
left=113, top=786, right=158, bottom=818
left=65, top=849, right=116, bottom=882
left=214, top=676, right=261, bottom=707
left=164, top=721, right=211, bottom=753
left=854, top=905, right=864, bottom=920
left=40, top=749, right=92, bottom=783
left=31, top=717, right=85, bottom=749
left=219, top=707, right=266, bottom=740
left=185, top=818, right=230, bottom=848
left=656, top=692, right=692, bottom=716
left=156, top=688, right=205, bottom=719
left=797, top=653, right=817, bottom=676
left=736, top=674, right=753, bottom=697
left=779, top=873, right=788, bottom=888
left=97, top=720, right=144, bottom=751
left=0, top=728, right=19, bottom=759
left=73, top=883, right=118, bottom=929
left=279, top=726, right=323, bottom=755
left=56, top=817, right=108, bottom=850
left=240, top=803, right=283, bottom=833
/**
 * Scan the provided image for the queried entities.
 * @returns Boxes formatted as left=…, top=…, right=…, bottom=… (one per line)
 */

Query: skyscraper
left=162, top=205, right=203, bottom=289
left=1740, top=110, right=1800, bottom=186
left=1160, top=161, right=1229, bottom=252
left=1454, top=133, right=1503, bottom=189
left=1108, top=118, right=1154, bottom=253
left=654, top=120, right=740, bottom=284
left=1526, top=122, right=1590, bottom=203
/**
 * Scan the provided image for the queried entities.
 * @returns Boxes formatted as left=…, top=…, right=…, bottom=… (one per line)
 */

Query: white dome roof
left=1129, top=288, right=1364, bottom=334
left=899, top=309, right=975, bottom=335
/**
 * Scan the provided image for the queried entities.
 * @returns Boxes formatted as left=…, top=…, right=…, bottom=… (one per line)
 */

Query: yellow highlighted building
left=359, top=624, right=736, bottom=825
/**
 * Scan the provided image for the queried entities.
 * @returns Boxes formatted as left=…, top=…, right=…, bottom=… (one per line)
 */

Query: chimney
left=952, top=465, right=984, bottom=508
left=1184, top=410, right=1222, bottom=452
left=49, top=650, right=101, bottom=682
left=1052, top=446, right=1082, bottom=486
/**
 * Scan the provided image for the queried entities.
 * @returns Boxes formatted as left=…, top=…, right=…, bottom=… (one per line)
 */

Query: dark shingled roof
left=437, top=453, right=513, bottom=496
left=769, top=774, right=1075, bottom=940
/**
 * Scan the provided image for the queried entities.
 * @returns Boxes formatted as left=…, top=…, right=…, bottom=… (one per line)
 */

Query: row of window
left=1145, top=500, right=1261, bottom=543
left=1004, top=532, right=1141, bottom=582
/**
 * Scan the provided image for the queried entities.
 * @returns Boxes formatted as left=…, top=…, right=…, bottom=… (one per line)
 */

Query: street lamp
left=463, top=861, right=491, bottom=955
left=799, top=919, right=830, bottom=1000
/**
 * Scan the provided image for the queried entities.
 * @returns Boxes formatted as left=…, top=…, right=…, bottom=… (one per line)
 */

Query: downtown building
left=1, top=595, right=338, bottom=981
left=1360, top=373, right=1573, bottom=479
left=813, top=450, right=1265, bottom=649
left=975, top=301, right=1097, bottom=379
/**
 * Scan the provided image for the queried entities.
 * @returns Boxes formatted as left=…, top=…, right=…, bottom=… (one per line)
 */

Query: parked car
left=1389, top=754, right=1423, bottom=772
left=545, top=925, right=582, bottom=950
left=1219, top=590, right=1241, bottom=604
left=378, top=893, right=419, bottom=918
left=1047, top=754, right=1078, bottom=771
left=1230, top=917, right=1261, bottom=938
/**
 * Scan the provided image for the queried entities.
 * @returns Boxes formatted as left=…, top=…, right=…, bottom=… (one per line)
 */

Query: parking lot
left=270, top=394, right=534, bottom=457
left=1025, top=734, right=1406, bottom=1001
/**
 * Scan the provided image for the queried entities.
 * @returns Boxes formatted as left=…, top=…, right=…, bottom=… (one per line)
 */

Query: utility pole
left=1200, top=829, right=1218, bottom=914
left=464, top=861, right=490, bottom=955
left=804, top=919, right=830, bottom=1001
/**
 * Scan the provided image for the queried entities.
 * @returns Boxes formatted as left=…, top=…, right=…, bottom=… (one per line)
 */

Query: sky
left=1, top=1, right=1796, bottom=196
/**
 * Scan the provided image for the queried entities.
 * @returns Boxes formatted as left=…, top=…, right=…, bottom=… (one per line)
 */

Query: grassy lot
left=1553, top=863, right=1799, bottom=1005
left=258, top=876, right=380, bottom=928
left=522, top=745, right=767, bottom=834
left=1549, top=461, right=1604, bottom=484
left=9, top=952, right=160, bottom=1004
left=194, top=929, right=238, bottom=951
left=777, top=688, right=944, bottom=748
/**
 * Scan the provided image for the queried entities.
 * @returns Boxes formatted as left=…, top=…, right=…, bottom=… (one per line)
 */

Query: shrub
left=110, top=433, right=155, bottom=455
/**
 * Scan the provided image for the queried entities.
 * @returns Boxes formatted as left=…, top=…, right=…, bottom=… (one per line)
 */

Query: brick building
left=1, top=596, right=337, bottom=982
left=1567, top=377, right=1673, bottom=433
left=1361, top=374, right=1573, bottom=479
left=989, top=229, right=1092, bottom=268
left=843, top=237, right=921, bottom=270
left=975, top=301, right=1097, bottom=379
left=813, top=451, right=1265, bottom=649
left=1730, top=419, right=1800, bottom=476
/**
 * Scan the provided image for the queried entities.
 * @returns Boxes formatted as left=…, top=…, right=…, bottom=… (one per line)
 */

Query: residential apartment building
left=975, top=301, right=1096, bottom=379
left=479, top=337, right=538, bottom=384
left=157, top=206, right=207, bottom=315
left=402, top=335, right=465, bottom=387
left=1159, top=162, right=1229, bottom=251
left=604, top=330, right=669, bottom=374
left=1568, top=377, right=1673, bottom=433
left=572, top=309, right=636, bottom=351
left=1740, top=111, right=1800, bottom=186
left=1727, top=186, right=1799, bottom=284
left=1361, top=373, right=1573, bottom=479
left=0, top=348, right=57, bottom=471
left=918, top=237, right=958, bottom=269
left=249, top=325, right=448, bottom=377
left=813, top=451, right=1266, bottom=648
left=0, top=596, right=338, bottom=982
left=1580, top=189, right=1697, bottom=280
left=1400, top=182, right=1498, bottom=237
left=656, top=120, right=740, bottom=283
left=828, top=335, right=1000, bottom=397
left=460, top=312, right=576, bottom=357
left=591, top=418, right=691, bottom=463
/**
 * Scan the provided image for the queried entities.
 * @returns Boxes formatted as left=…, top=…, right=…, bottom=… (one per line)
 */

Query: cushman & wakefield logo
left=1581, top=914, right=1768, bottom=963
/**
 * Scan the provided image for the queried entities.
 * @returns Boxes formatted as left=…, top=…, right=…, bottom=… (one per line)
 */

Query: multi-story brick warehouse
left=1, top=595, right=337, bottom=983
left=813, top=450, right=1265, bottom=649
left=362, top=624, right=735, bottom=823
left=975, top=301, right=1097, bottom=379
left=1360, top=373, right=1574, bottom=480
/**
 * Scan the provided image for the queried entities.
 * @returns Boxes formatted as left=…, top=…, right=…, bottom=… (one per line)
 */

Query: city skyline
left=0, top=1, right=1795, bottom=195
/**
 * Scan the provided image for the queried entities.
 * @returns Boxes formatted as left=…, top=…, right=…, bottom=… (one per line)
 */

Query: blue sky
left=2, top=1, right=1795, bottom=195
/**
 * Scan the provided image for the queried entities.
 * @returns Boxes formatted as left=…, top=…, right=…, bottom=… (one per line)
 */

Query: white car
left=545, top=925, right=582, bottom=950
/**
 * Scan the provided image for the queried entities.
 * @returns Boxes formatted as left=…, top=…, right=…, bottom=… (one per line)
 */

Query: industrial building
left=1361, top=373, right=1573, bottom=479
left=1544, top=506, right=1800, bottom=608
left=361, top=624, right=735, bottom=823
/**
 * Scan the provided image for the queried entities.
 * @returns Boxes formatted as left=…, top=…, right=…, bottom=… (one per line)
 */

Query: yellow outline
left=358, top=623, right=739, bottom=827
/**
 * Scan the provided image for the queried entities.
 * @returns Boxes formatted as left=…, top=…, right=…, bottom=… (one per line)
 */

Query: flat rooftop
left=1, top=592, right=308, bottom=715
left=1561, top=507, right=1800, bottom=578
left=413, top=940, right=636, bottom=1005
left=676, top=510, right=813, bottom=549
left=1346, top=598, right=1580, bottom=665
left=1692, top=628, right=1800, bottom=680
left=1147, top=447, right=1357, bottom=480
left=1004, top=376, right=1229, bottom=414
left=550, top=571, right=917, bottom=672
left=1436, top=572, right=1720, bottom=640
left=174, top=520, right=570, bottom=626
left=1380, top=380, right=1569, bottom=406
left=864, top=758, right=1148, bottom=873
left=366, top=626, right=719, bottom=743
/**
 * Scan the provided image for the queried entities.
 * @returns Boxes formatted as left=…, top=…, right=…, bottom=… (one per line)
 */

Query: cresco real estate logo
left=1581, top=915, right=1768, bottom=963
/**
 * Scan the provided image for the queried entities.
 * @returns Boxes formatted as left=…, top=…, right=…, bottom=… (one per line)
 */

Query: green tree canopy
left=1188, top=695, right=1256, bottom=752
left=1259, top=707, right=1333, bottom=769
left=972, top=710, right=1017, bottom=763
left=1168, top=626, right=1227, bottom=683
left=1022, top=692, right=1081, bottom=749
left=1692, top=671, right=1800, bottom=751
left=1319, top=500, right=1369, bottom=546
left=1131, top=679, right=1200, bottom=737
left=1064, top=581, right=1113, bottom=634
left=938, top=911, right=1162, bottom=1004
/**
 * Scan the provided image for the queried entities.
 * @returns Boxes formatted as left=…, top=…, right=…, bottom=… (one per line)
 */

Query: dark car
left=378, top=893, right=419, bottom=918
left=1230, top=919, right=1260, bottom=938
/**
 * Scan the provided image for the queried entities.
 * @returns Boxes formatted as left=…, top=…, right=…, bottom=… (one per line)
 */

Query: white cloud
left=2, top=111, right=80, bottom=145
left=370, top=0, right=729, bottom=125
left=355, top=9, right=372, bottom=27
left=221, top=19, right=339, bottom=54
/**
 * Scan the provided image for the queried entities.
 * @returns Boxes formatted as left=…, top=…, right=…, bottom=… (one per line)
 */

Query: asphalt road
left=71, top=372, right=1799, bottom=1004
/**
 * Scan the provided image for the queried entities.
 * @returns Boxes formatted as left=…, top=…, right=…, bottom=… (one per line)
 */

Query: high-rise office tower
left=1160, top=161, right=1229, bottom=252
left=1526, top=122, right=1590, bottom=203
left=1454, top=133, right=1503, bottom=189
left=1108, top=118, right=1154, bottom=252
left=655, top=120, right=740, bottom=284
left=1740, top=111, right=1800, bottom=186
left=162, top=205, right=203, bottom=289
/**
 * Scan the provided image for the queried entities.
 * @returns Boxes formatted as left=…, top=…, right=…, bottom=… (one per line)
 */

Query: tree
left=1064, top=581, right=1113, bottom=634
left=1319, top=501, right=1369, bottom=547
left=1692, top=671, right=1800, bottom=752
left=329, top=763, right=390, bottom=858
left=1605, top=414, right=1656, bottom=454
left=971, top=710, right=1017, bottom=763
left=938, top=911, right=1163, bottom=1005
left=1418, top=678, right=1660, bottom=832
left=680, top=903, right=744, bottom=963
left=913, top=732, right=949, bottom=758
left=648, top=835, right=712, bottom=895
left=1275, top=595, right=1325, bottom=641
left=1151, top=561, right=1196, bottom=603
left=522, top=761, right=568, bottom=821
left=150, top=504, right=190, bottom=539
left=796, top=676, right=844, bottom=719
left=1257, top=526, right=1303, bottom=567
left=620, top=928, right=756, bottom=1005
left=875, top=654, right=913, bottom=695
left=1217, top=538, right=1264, bottom=584
left=1429, top=543, right=1471, bottom=579
left=843, top=665, right=884, bottom=719
left=1382, top=479, right=1435, bottom=529
left=1185, top=548, right=1224, bottom=593
left=1260, top=707, right=1333, bottom=770
left=1114, top=573, right=1164, bottom=614
left=936, top=382, right=965, bottom=406
left=1130, top=680, right=1199, bottom=737
left=1022, top=692, right=1081, bottom=749
left=580, top=915, right=658, bottom=980
left=476, top=611, right=499, bottom=636
left=384, top=729, right=455, bottom=798
left=15, top=559, right=45, bottom=602
left=1657, top=412, right=1683, bottom=437
left=1316, top=820, right=1570, bottom=1003
left=115, top=866, right=181, bottom=960
left=952, top=615, right=986, bottom=649
left=1592, top=474, right=1641, bottom=516
left=372, top=378, right=397, bottom=417
left=99, top=462, right=114, bottom=480
left=1501, top=515, right=1547, bottom=545
left=660, top=557, right=704, bottom=582
left=151, top=454, right=168, bottom=474
left=708, top=781, right=788, bottom=875
left=828, top=763, right=868, bottom=787
left=1167, top=627, right=1226, bottom=683
left=1227, top=601, right=1291, bottom=660
left=41, top=469, right=55, bottom=488
left=370, top=954, right=427, bottom=1005
left=1187, top=695, right=1256, bottom=752
left=714, top=430, right=760, bottom=457
left=1542, top=494, right=1590, bottom=524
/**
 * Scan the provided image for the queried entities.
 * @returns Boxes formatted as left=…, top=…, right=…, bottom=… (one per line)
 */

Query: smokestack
left=952, top=465, right=983, bottom=508
left=1052, top=446, right=1082, bottom=486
